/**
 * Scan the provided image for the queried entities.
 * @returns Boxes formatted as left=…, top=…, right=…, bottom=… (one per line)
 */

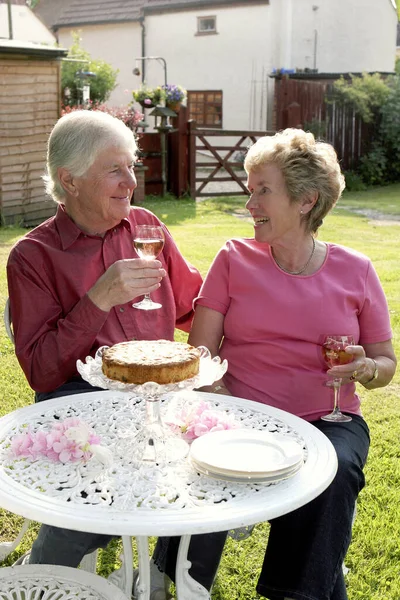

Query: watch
left=364, top=359, right=378, bottom=384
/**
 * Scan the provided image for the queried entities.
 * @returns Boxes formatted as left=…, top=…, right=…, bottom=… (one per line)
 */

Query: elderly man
left=7, top=110, right=204, bottom=597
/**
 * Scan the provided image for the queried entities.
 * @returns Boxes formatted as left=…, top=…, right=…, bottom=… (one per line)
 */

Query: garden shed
left=0, top=40, right=67, bottom=227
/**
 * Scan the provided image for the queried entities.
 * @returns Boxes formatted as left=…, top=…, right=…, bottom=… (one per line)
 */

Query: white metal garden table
left=0, top=390, right=337, bottom=599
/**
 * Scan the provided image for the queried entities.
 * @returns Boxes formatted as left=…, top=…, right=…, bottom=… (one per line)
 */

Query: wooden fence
left=273, top=77, right=373, bottom=171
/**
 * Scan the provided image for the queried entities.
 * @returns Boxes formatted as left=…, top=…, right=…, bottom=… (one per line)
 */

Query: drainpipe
left=7, top=0, right=13, bottom=39
left=139, top=17, right=146, bottom=83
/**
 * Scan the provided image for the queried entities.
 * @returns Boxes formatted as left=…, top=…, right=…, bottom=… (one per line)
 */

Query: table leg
left=175, top=535, right=211, bottom=600
left=135, top=536, right=151, bottom=600
left=107, top=535, right=134, bottom=598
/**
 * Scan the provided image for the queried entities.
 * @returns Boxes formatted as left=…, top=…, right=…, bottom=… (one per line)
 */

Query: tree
left=62, top=33, right=118, bottom=106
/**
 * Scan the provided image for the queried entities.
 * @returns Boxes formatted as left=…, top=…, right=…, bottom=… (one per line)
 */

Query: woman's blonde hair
left=244, top=128, right=345, bottom=233
left=43, top=110, right=138, bottom=203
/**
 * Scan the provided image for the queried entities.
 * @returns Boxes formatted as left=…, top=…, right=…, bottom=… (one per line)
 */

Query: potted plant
left=162, top=84, right=187, bottom=112
left=132, top=85, right=166, bottom=108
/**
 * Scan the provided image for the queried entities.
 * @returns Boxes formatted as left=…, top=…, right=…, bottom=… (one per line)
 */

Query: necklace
left=272, top=237, right=316, bottom=275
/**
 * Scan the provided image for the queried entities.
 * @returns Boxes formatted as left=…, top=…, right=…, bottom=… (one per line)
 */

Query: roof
left=33, top=0, right=66, bottom=31
left=271, top=71, right=396, bottom=80
left=35, top=0, right=144, bottom=29
left=143, top=0, right=267, bottom=11
left=0, top=38, right=67, bottom=58
left=34, top=0, right=267, bottom=29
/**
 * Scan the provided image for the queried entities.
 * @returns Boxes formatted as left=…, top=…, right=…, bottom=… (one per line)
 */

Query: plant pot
left=166, top=101, right=182, bottom=114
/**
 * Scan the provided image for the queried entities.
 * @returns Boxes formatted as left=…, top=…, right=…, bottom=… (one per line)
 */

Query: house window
left=187, top=91, right=223, bottom=128
left=197, top=16, right=217, bottom=35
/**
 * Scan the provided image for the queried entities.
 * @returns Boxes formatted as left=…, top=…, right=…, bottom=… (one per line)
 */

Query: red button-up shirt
left=7, top=205, right=202, bottom=393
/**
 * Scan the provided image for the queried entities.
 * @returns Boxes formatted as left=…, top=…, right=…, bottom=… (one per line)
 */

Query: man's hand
left=87, top=259, right=166, bottom=312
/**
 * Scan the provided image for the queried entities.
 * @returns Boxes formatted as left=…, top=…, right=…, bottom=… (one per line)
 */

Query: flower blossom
left=10, top=419, right=112, bottom=466
left=167, top=399, right=239, bottom=441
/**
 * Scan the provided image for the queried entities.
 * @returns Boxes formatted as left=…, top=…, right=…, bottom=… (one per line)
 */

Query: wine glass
left=321, top=335, right=354, bottom=423
left=132, top=224, right=165, bottom=311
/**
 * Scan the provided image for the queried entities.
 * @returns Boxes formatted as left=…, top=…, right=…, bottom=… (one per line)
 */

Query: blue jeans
left=30, top=379, right=114, bottom=566
left=154, top=415, right=370, bottom=600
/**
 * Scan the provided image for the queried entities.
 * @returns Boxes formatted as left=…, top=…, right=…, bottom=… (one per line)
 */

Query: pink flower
left=10, top=431, right=34, bottom=457
left=167, top=400, right=239, bottom=441
left=10, top=418, right=112, bottom=466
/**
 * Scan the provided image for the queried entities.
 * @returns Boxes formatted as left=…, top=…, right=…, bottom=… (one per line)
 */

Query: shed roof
left=0, top=38, right=67, bottom=58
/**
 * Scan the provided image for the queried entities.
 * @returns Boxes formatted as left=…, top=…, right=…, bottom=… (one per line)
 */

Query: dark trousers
left=154, top=415, right=370, bottom=600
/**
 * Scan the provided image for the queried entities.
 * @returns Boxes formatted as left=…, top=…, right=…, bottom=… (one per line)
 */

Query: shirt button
left=119, top=307, right=124, bottom=313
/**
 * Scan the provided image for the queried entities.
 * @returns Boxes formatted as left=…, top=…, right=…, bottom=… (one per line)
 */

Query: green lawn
left=0, top=185, right=399, bottom=599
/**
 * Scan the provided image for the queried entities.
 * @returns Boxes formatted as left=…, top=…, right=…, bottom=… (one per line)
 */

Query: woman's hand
left=326, top=344, right=368, bottom=384
left=327, top=340, right=396, bottom=389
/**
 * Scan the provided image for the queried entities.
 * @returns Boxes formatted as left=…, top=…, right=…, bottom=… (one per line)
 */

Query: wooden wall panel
left=0, top=55, right=61, bottom=226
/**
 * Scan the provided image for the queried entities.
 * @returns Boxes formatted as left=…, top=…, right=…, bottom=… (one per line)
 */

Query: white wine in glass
left=132, top=224, right=165, bottom=311
left=321, top=335, right=354, bottom=423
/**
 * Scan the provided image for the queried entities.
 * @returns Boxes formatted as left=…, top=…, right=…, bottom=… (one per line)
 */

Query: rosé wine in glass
left=132, top=225, right=165, bottom=311
left=321, top=335, right=354, bottom=423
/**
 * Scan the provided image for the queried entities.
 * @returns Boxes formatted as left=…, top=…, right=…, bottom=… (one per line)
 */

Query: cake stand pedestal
left=77, top=346, right=227, bottom=464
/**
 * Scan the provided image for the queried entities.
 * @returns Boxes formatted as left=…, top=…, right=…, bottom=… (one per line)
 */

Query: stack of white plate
left=190, top=429, right=304, bottom=483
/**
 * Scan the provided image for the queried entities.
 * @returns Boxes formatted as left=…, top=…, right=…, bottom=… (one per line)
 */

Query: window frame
left=187, top=90, right=223, bottom=129
left=196, top=15, right=217, bottom=35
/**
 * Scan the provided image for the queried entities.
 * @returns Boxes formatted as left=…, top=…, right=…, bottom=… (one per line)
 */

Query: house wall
left=0, top=4, right=56, bottom=44
left=54, top=0, right=398, bottom=131
left=57, top=22, right=143, bottom=107
left=144, top=4, right=272, bottom=130
left=280, top=0, right=397, bottom=73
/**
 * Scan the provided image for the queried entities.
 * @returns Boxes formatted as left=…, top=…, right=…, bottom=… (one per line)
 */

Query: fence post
left=187, top=119, right=197, bottom=200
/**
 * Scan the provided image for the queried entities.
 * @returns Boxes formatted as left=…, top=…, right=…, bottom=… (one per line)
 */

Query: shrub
left=303, top=119, right=327, bottom=139
left=343, top=171, right=367, bottom=192
left=61, top=103, right=143, bottom=131
left=330, top=73, right=390, bottom=123
left=358, top=145, right=388, bottom=187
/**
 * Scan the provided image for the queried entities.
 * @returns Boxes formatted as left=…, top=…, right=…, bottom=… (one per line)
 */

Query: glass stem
left=145, top=396, right=163, bottom=427
left=332, top=377, right=342, bottom=413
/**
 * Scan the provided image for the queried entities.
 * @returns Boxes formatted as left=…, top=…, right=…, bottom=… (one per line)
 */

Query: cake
left=102, top=340, right=201, bottom=385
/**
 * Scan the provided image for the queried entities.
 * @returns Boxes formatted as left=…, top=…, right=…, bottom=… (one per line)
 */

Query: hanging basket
left=139, top=100, right=156, bottom=109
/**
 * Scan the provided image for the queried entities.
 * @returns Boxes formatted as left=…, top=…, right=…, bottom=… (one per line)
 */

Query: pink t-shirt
left=195, top=239, right=392, bottom=422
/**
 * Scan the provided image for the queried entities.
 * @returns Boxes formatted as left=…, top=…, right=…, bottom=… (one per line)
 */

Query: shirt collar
left=56, top=205, right=132, bottom=250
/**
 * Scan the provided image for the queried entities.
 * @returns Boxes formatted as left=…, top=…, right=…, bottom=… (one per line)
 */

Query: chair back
left=4, top=298, right=14, bottom=344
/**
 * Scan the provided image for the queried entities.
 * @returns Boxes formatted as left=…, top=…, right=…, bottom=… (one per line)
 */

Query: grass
left=0, top=185, right=399, bottom=599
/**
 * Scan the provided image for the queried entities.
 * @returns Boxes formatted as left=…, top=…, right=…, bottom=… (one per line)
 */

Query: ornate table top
left=0, top=390, right=337, bottom=536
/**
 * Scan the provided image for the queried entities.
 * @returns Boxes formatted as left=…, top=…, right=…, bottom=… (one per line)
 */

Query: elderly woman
left=7, top=110, right=202, bottom=592
left=186, top=129, right=397, bottom=600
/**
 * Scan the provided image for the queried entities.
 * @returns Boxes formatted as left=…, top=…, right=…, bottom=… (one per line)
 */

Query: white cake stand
left=77, top=346, right=228, bottom=465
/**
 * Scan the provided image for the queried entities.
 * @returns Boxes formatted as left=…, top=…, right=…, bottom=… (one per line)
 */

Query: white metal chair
left=2, top=298, right=132, bottom=580
left=3, top=297, right=14, bottom=345
left=0, top=564, right=128, bottom=600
